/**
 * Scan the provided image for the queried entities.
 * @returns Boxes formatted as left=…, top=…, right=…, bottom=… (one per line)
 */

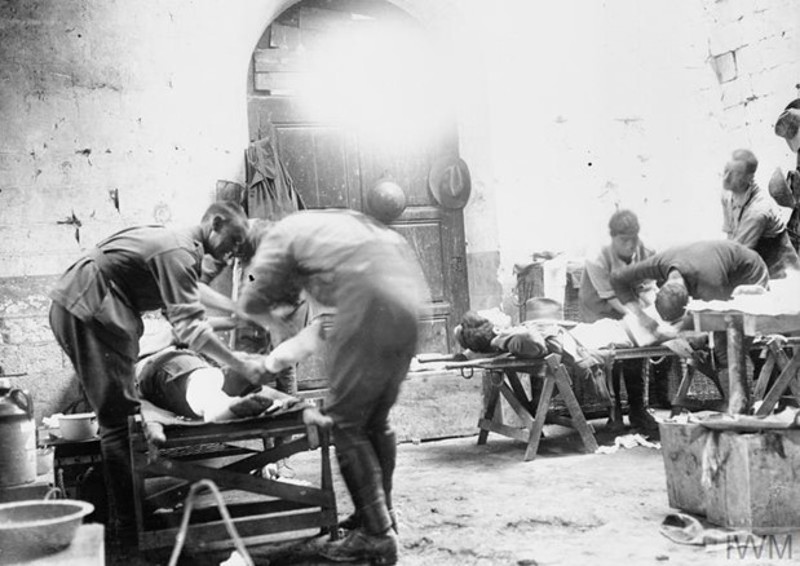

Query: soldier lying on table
left=134, top=315, right=325, bottom=423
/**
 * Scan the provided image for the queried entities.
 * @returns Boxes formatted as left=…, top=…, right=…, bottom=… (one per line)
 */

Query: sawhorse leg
left=478, top=370, right=503, bottom=445
left=523, top=355, right=598, bottom=461
left=523, top=368, right=555, bottom=461
left=755, top=351, right=800, bottom=416
left=548, top=356, right=598, bottom=455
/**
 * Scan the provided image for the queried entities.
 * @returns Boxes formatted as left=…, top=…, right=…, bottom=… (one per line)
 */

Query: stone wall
left=0, top=0, right=282, bottom=420
left=0, top=0, right=797, bottom=422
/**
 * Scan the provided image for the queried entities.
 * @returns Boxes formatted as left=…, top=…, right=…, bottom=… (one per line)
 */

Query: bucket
left=0, top=386, right=37, bottom=487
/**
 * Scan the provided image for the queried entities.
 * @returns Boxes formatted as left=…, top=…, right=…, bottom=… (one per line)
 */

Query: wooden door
left=247, top=1, right=469, bottom=386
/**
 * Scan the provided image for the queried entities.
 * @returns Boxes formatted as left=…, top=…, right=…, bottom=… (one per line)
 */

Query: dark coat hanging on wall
left=245, top=131, right=305, bottom=220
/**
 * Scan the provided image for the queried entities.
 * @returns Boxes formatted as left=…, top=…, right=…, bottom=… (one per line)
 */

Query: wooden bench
left=449, top=353, right=598, bottom=461
left=128, top=410, right=338, bottom=552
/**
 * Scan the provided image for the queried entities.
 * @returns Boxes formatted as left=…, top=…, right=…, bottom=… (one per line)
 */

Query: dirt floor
left=122, top=410, right=798, bottom=566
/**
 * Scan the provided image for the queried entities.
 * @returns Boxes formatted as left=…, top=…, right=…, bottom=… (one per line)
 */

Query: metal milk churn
left=0, top=378, right=37, bottom=487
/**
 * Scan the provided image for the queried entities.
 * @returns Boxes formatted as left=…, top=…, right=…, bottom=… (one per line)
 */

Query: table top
left=691, top=310, right=800, bottom=336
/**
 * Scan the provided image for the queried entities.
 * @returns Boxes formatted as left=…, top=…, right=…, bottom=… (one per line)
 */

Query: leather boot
left=323, top=502, right=398, bottom=564
left=339, top=508, right=398, bottom=534
left=606, top=365, right=625, bottom=434
left=623, top=366, right=658, bottom=434
left=99, top=424, right=138, bottom=549
left=321, top=527, right=398, bottom=565
left=368, top=428, right=398, bottom=532
left=325, top=427, right=397, bottom=563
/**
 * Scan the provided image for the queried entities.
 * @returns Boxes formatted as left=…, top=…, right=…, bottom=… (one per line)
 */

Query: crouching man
left=48, top=202, right=268, bottom=551
left=238, top=209, right=428, bottom=565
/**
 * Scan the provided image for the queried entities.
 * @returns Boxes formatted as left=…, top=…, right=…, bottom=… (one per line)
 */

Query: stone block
left=0, top=315, right=53, bottom=345
left=735, top=44, right=765, bottom=74
left=0, top=275, right=58, bottom=317
left=712, top=51, right=739, bottom=85
left=721, top=76, right=755, bottom=109
left=12, top=368, right=81, bottom=423
left=711, top=0, right=751, bottom=27
left=0, top=342, right=66, bottom=375
left=709, top=23, right=747, bottom=56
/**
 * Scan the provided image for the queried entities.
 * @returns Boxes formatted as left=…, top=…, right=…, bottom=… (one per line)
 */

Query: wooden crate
left=660, top=424, right=800, bottom=533
left=704, top=429, right=800, bottom=534
left=659, top=421, right=707, bottom=516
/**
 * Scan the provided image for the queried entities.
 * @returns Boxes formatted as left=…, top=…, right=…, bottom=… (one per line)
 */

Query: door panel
left=274, top=126, right=361, bottom=210
left=248, top=1, right=470, bottom=389
left=392, top=216, right=446, bottom=302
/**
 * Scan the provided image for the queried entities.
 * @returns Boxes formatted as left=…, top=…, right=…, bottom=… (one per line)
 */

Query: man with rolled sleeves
left=49, top=201, right=266, bottom=549
left=611, top=240, right=770, bottom=413
left=720, top=148, right=799, bottom=278
left=579, top=209, right=664, bottom=432
left=239, top=209, right=428, bottom=565
left=610, top=240, right=769, bottom=324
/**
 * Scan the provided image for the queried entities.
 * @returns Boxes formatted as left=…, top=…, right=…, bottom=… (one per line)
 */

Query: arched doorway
left=247, top=0, right=469, bottom=387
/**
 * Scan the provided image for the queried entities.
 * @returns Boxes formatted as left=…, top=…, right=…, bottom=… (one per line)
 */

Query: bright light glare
left=297, top=20, right=451, bottom=147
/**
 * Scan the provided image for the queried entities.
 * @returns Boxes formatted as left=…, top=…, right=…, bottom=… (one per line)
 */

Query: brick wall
left=705, top=0, right=800, bottom=159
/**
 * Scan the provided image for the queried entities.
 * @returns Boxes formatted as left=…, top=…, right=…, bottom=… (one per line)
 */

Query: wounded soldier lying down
left=134, top=319, right=324, bottom=422
left=454, top=308, right=680, bottom=359
left=135, top=348, right=288, bottom=421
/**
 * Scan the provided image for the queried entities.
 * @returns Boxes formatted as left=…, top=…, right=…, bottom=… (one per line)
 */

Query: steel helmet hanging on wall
left=366, top=178, right=407, bottom=223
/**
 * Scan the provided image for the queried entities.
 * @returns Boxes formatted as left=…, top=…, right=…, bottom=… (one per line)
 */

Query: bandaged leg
left=185, top=367, right=234, bottom=422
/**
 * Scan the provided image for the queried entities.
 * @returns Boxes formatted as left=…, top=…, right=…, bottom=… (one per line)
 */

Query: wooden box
left=704, top=429, right=800, bottom=534
left=658, top=421, right=707, bottom=516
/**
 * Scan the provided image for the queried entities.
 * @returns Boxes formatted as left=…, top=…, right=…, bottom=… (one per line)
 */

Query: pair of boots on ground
left=607, top=361, right=659, bottom=435
left=321, top=428, right=399, bottom=565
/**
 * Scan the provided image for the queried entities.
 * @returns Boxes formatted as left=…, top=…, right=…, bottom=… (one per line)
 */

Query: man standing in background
left=770, top=98, right=800, bottom=254
left=721, top=148, right=799, bottom=278
left=579, top=209, right=662, bottom=433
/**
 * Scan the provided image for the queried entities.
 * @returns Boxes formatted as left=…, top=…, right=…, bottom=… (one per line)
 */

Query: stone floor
left=110, top=410, right=799, bottom=566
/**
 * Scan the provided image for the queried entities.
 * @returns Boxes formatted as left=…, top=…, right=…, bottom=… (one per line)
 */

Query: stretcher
left=128, top=403, right=338, bottom=552
left=446, top=353, right=598, bottom=461
left=443, top=344, right=721, bottom=461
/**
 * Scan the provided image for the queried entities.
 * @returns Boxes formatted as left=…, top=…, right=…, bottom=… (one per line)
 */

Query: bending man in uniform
left=239, top=209, right=427, bottom=565
left=48, top=202, right=267, bottom=548
left=611, top=240, right=770, bottom=413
